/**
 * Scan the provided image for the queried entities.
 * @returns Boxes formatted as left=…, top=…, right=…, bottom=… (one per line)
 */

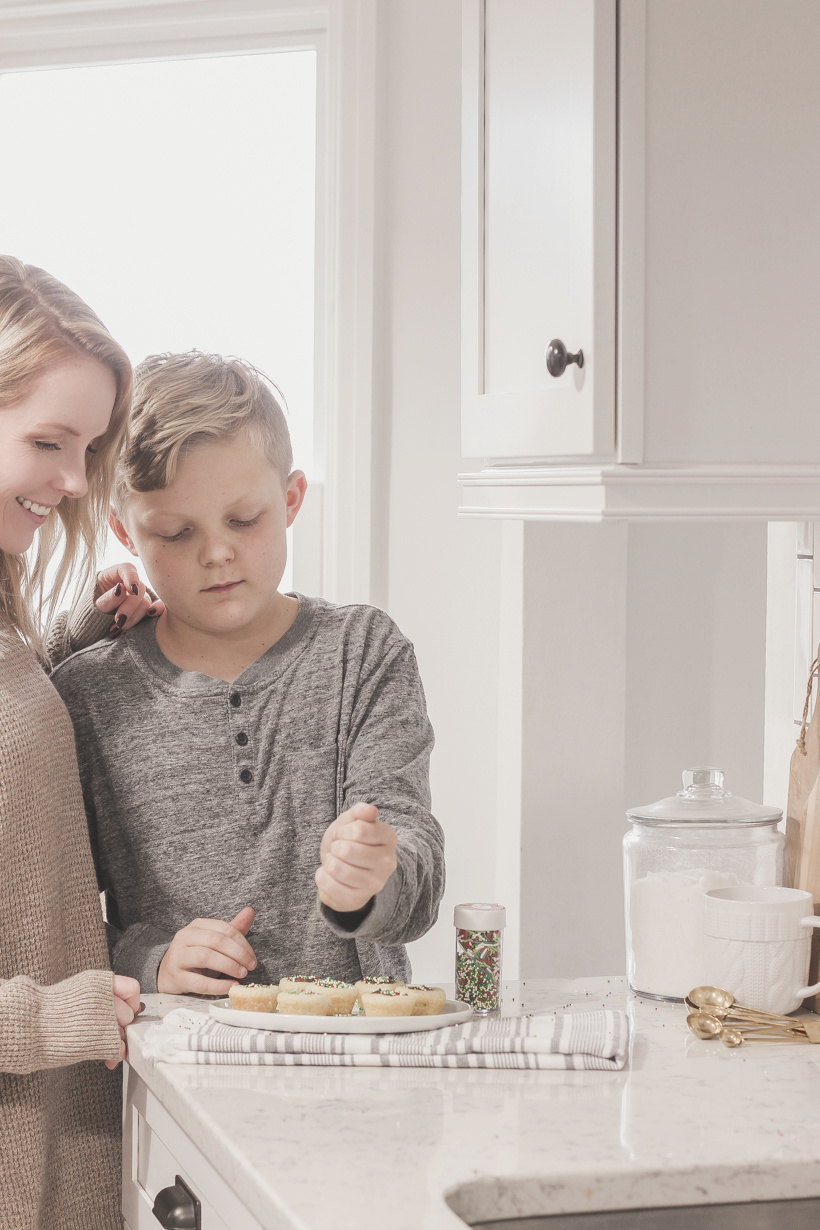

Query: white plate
left=209, top=998, right=473, bottom=1034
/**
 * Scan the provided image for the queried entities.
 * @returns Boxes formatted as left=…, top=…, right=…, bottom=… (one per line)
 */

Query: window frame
left=0, top=0, right=378, bottom=605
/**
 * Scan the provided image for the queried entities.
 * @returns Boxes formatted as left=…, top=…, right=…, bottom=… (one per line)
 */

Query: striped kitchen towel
left=140, top=1009, right=629, bottom=1070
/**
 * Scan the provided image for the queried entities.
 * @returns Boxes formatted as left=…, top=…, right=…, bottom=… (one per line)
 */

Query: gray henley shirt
left=51, top=594, right=444, bottom=992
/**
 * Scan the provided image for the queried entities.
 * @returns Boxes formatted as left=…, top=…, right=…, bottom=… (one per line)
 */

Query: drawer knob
left=152, top=1175, right=201, bottom=1229
left=545, top=338, right=584, bottom=378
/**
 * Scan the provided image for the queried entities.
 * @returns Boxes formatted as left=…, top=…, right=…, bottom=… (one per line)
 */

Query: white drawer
left=123, top=1063, right=264, bottom=1230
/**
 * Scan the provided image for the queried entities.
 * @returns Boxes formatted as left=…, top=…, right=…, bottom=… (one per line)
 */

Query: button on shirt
left=51, top=595, right=444, bottom=992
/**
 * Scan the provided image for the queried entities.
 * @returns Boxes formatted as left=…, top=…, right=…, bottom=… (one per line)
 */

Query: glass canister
left=454, top=903, right=506, bottom=1013
left=623, top=767, right=785, bottom=1002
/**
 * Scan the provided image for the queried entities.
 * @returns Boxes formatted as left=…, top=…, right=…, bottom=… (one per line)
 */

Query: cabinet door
left=123, top=1066, right=264, bottom=1230
left=462, top=0, right=616, bottom=461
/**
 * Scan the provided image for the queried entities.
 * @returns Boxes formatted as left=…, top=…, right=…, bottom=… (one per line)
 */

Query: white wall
left=517, top=521, right=771, bottom=979
left=376, top=0, right=503, bottom=982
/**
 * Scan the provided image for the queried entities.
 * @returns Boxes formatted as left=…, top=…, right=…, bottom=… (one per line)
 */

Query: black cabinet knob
left=545, top=338, right=584, bottom=378
left=152, top=1175, right=201, bottom=1229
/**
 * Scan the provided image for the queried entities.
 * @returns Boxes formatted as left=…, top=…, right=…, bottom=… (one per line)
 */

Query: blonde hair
left=115, top=351, right=293, bottom=509
left=0, top=255, right=132, bottom=656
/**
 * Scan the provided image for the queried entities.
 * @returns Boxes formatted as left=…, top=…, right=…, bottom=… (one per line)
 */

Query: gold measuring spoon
left=686, top=1012, right=807, bottom=1046
left=687, top=986, right=802, bottom=1029
left=684, top=995, right=803, bottom=1030
left=719, top=1026, right=810, bottom=1048
left=717, top=1027, right=785, bottom=1049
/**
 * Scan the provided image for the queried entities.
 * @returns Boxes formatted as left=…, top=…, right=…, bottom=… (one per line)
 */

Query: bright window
left=1, top=50, right=316, bottom=592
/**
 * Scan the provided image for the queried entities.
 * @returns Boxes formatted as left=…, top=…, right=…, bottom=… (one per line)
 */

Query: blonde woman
left=0, top=256, right=157, bottom=1229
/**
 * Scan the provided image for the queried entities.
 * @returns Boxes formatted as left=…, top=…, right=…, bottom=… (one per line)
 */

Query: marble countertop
left=126, top=976, right=820, bottom=1229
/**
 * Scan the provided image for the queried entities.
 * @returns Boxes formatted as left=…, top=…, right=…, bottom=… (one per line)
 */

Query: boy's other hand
left=106, top=974, right=141, bottom=1070
left=95, top=562, right=166, bottom=634
left=315, top=803, right=397, bottom=914
left=157, top=907, right=257, bottom=996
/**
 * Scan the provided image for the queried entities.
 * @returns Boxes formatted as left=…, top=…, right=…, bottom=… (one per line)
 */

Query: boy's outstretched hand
left=157, top=907, right=257, bottom=995
left=315, top=803, right=398, bottom=914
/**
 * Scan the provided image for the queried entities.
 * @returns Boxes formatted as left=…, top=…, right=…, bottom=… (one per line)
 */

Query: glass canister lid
left=626, top=767, right=782, bottom=827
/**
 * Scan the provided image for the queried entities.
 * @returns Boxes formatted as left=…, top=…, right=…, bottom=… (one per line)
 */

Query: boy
left=52, top=351, right=445, bottom=994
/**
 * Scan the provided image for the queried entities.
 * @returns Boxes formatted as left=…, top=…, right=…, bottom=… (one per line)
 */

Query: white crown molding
left=0, top=0, right=324, bottom=20
left=458, top=464, right=820, bottom=522
left=0, top=1, right=329, bottom=68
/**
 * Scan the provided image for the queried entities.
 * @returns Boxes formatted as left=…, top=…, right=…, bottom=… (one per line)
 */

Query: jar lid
left=454, top=902, right=506, bottom=930
left=626, top=767, right=782, bottom=827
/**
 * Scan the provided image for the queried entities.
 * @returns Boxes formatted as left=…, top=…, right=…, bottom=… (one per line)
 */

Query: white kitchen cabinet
left=122, top=1064, right=263, bottom=1230
left=462, top=0, right=616, bottom=462
left=461, top=0, right=820, bottom=520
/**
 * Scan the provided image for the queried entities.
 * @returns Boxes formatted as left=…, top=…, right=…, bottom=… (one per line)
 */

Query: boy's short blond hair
left=115, top=350, right=293, bottom=507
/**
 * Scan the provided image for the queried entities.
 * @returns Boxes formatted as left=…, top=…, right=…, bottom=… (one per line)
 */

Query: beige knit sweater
left=0, top=603, right=124, bottom=1230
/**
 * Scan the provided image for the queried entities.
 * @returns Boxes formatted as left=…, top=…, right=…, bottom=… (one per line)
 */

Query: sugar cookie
left=277, top=987, right=332, bottom=1015
left=316, top=978, right=358, bottom=1015
left=361, top=986, right=416, bottom=1017
left=278, top=975, right=320, bottom=993
left=228, top=983, right=279, bottom=1013
left=407, top=985, right=446, bottom=1016
left=355, top=976, right=404, bottom=1005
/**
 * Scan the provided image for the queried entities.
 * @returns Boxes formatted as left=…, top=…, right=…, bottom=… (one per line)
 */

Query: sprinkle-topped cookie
left=276, top=987, right=332, bottom=1016
left=361, top=986, right=416, bottom=1017
left=406, top=985, right=446, bottom=1016
left=228, top=983, right=280, bottom=1013
left=354, top=976, right=404, bottom=1006
left=278, top=974, right=319, bottom=993
left=315, top=978, right=357, bottom=1015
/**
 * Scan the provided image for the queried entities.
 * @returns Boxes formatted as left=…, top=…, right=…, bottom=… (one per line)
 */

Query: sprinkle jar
left=454, top=903, right=506, bottom=1014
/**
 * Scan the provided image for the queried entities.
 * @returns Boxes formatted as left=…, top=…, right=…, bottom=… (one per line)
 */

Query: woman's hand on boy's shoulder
left=315, top=803, right=398, bottom=913
left=94, top=563, right=165, bottom=637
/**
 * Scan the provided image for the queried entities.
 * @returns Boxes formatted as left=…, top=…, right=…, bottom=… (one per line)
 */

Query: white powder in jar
left=628, top=869, right=744, bottom=999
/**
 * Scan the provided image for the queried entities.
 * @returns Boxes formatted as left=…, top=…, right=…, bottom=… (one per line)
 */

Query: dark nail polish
left=115, top=613, right=127, bottom=627
left=109, top=627, right=121, bottom=639
left=147, top=606, right=157, bottom=617
left=114, top=583, right=122, bottom=597
left=131, top=583, right=139, bottom=595
left=139, top=1002, right=146, bottom=1014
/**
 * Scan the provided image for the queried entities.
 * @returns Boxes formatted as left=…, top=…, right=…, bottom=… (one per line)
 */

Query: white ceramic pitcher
left=704, top=886, right=820, bottom=1015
